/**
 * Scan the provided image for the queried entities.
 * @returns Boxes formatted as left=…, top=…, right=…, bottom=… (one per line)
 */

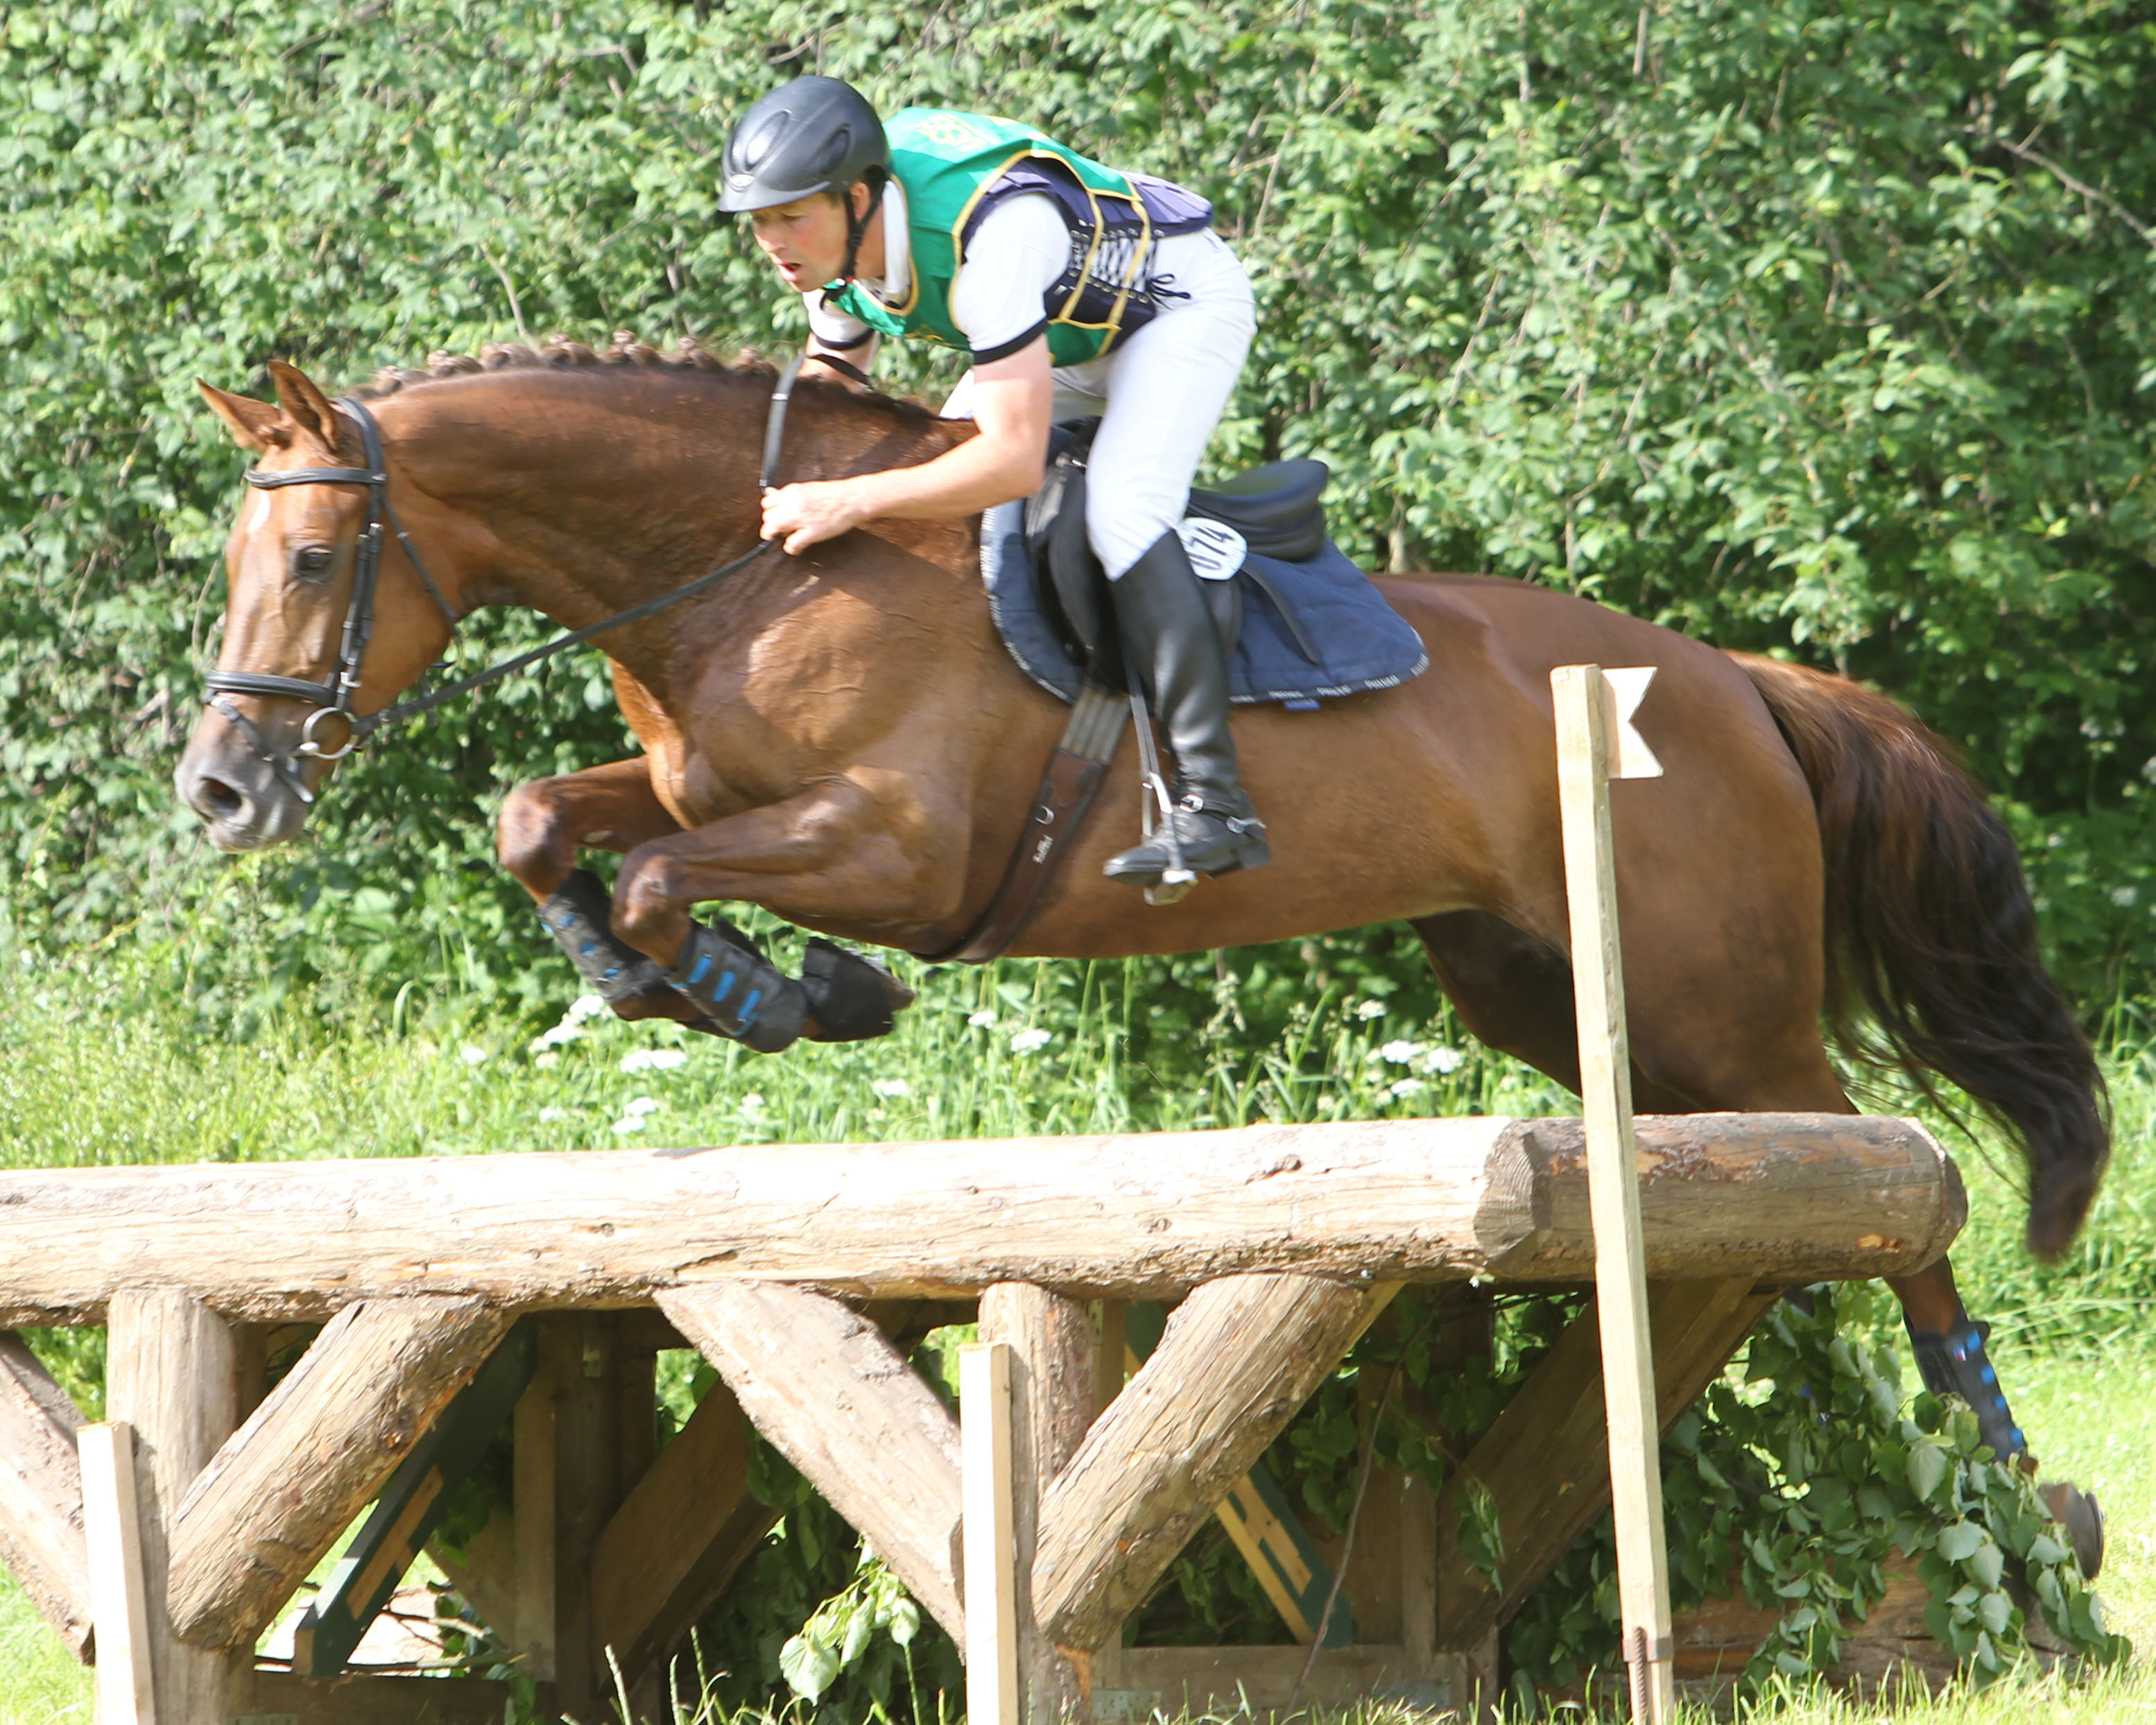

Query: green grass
left=2, top=945, right=2153, bottom=1723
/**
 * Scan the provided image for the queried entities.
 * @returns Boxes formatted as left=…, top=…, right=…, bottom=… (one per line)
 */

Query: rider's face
left=750, top=191, right=854, bottom=290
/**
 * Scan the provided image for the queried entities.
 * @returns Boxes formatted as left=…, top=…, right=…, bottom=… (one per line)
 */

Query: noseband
left=196, top=357, right=843, bottom=800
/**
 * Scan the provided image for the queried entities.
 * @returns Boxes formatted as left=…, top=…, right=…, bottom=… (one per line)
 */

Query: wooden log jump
left=0, top=1112, right=1960, bottom=1328
left=0, top=1109, right=1962, bottom=1724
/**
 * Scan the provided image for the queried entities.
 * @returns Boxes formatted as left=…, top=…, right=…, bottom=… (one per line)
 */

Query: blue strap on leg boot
left=1906, top=1313, right=2024, bottom=1463
left=664, top=921, right=809, bottom=1054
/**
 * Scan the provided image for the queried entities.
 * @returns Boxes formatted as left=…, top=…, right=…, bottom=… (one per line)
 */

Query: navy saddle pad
left=980, top=465, right=1428, bottom=710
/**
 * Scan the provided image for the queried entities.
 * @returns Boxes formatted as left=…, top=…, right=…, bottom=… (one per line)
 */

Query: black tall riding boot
left=1103, top=529, right=1270, bottom=886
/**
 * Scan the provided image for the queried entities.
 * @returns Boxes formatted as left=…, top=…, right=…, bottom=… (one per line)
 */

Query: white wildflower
left=459, top=1045, right=490, bottom=1066
left=1378, top=1040, right=1423, bottom=1065
left=2112, top=886, right=2139, bottom=909
left=538, top=1106, right=570, bottom=1122
left=623, top=1096, right=662, bottom=1117
left=739, top=1092, right=768, bottom=1117
left=967, top=1009, right=998, bottom=1029
left=620, top=1047, right=690, bottom=1073
left=871, top=1078, right=911, bottom=1099
left=1010, top=1027, right=1053, bottom=1055
left=1388, top=1077, right=1426, bottom=1099
left=611, top=1115, right=647, bottom=1135
left=1354, top=997, right=1388, bottom=1020
left=567, top=993, right=608, bottom=1021
left=1420, top=1045, right=1466, bottom=1076
left=532, top=1051, right=560, bottom=1069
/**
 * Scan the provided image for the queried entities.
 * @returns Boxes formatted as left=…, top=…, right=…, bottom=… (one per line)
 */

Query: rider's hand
left=761, top=479, right=871, bottom=556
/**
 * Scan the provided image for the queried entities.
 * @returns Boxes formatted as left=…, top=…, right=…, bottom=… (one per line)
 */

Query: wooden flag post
left=1552, top=662, right=1672, bottom=1722
left=962, top=1342, right=1019, bottom=1725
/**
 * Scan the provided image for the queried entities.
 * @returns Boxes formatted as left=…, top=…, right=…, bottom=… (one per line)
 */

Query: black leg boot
left=1102, top=529, right=1270, bottom=887
left=540, top=870, right=672, bottom=1006
left=663, top=921, right=809, bottom=1054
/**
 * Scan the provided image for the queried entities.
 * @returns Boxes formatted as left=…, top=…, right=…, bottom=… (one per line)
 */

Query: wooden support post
left=1034, top=1273, right=1394, bottom=1653
left=1554, top=661, right=1671, bottom=1720
left=547, top=1312, right=623, bottom=1719
left=166, top=1295, right=510, bottom=1651
left=591, top=1377, right=777, bottom=1697
left=80, top=1423, right=155, bottom=1724
left=513, top=1348, right=560, bottom=1683
left=0, top=1331, right=92, bottom=1659
left=980, top=1284, right=1093, bottom=1722
left=659, top=1283, right=965, bottom=1639
left=1433, top=1277, right=1778, bottom=1652
left=963, top=1343, right=1019, bottom=1725
left=106, top=1289, right=244, bottom=1725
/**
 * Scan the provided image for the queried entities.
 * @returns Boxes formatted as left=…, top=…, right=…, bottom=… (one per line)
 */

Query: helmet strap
left=837, top=170, right=888, bottom=284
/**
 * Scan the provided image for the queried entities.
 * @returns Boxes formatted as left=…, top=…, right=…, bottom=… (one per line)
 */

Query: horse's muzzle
left=174, top=728, right=311, bottom=852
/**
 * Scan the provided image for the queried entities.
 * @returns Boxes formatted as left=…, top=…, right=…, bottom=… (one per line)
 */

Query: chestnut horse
left=179, top=346, right=2105, bottom=1545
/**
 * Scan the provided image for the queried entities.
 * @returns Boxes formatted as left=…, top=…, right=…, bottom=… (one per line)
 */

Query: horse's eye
left=293, top=544, right=336, bottom=578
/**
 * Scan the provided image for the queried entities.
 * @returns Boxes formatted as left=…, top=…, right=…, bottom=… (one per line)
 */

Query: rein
left=200, top=358, right=832, bottom=783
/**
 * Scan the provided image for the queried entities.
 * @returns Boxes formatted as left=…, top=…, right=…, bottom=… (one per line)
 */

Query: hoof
left=2039, top=1481, right=2105, bottom=1579
left=801, top=938, right=913, bottom=1042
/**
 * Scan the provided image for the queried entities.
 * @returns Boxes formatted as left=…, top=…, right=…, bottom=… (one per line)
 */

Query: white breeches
left=940, top=226, right=1257, bottom=578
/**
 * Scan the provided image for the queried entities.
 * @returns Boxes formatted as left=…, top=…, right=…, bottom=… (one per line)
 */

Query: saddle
left=1024, top=420, right=1331, bottom=681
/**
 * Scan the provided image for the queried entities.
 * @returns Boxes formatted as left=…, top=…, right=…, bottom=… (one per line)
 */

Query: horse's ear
left=265, top=359, right=344, bottom=454
left=196, top=381, right=287, bottom=453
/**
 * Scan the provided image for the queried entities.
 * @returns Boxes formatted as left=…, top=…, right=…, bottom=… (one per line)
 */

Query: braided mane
left=346, top=329, right=938, bottom=425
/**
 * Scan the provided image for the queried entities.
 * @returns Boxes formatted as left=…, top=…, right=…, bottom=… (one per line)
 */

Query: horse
left=177, top=341, right=2107, bottom=1565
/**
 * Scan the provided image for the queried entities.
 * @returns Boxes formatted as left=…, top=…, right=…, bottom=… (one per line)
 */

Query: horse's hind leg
left=1413, top=910, right=2106, bottom=1574
left=1408, top=910, right=1703, bottom=1114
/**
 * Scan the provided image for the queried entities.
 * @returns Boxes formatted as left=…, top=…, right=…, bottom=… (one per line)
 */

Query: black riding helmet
left=721, top=76, right=890, bottom=280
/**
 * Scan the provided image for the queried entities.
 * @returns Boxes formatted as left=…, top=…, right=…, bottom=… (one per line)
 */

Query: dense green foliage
left=4, top=0, right=2156, bottom=1003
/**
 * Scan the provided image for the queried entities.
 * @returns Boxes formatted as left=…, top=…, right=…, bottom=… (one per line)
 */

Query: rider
left=720, top=76, right=1268, bottom=889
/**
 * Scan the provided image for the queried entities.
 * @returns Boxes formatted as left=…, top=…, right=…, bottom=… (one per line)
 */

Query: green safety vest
left=820, top=108, right=1211, bottom=368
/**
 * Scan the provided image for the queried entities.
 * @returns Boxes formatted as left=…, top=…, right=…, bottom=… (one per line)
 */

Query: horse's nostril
left=198, top=775, right=245, bottom=819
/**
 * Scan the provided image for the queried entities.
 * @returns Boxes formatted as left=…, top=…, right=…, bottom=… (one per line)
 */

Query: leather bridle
left=196, top=358, right=856, bottom=798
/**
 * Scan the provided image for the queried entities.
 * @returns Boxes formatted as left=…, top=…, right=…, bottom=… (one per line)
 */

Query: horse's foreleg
left=495, top=759, right=718, bottom=1030
left=607, top=781, right=940, bottom=1052
left=610, top=778, right=965, bottom=961
left=497, top=757, right=684, bottom=900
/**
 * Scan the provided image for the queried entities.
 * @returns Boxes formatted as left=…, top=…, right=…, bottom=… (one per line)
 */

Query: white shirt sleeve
left=949, top=193, right=1070, bottom=363
left=804, top=289, right=874, bottom=352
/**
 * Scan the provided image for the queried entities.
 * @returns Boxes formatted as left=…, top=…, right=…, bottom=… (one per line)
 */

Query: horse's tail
left=1734, top=653, right=2108, bottom=1259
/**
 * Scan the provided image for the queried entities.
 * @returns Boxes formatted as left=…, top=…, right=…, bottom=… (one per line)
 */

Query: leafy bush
left=5, top=0, right=2156, bottom=1006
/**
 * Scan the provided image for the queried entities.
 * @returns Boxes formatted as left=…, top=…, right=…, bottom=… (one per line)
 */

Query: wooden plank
left=79, top=1423, right=155, bottom=1725
left=1433, top=1277, right=1779, bottom=1651
left=106, top=1289, right=245, bottom=1724
left=1555, top=660, right=1672, bottom=1718
left=293, top=1323, right=538, bottom=1674
left=962, top=1343, right=1019, bottom=1725
left=431, top=1508, right=519, bottom=1649
left=165, top=1296, right=510, bottom=1651
left=978, top=1285, right=1092, bottom=1722
left=0, top=1331, right=92, bottom=1659
left=239, top=1669, right=551, bottom=1723
left=590, top=1377, right=777, bottom=1692
left=659, top=1283, right=965, bottom=1638
left=0, top=1114, right=1964, bottom=1323
left=1033, top=1273, right=1394, bottom=1652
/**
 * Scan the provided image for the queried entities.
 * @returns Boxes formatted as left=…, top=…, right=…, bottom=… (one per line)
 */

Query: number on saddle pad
left=1178, top=517, right=1249, bottom=582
